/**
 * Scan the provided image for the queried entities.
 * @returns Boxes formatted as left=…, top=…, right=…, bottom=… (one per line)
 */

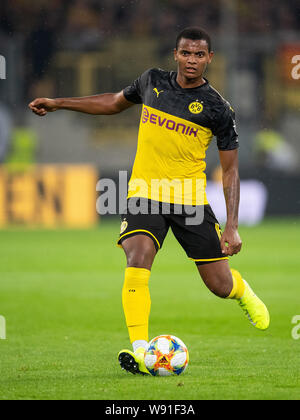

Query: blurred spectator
left=24, top=9, right=57, bottom=100
left=1, top=0, right=299, bottom=44
left=0, top=0, right=299, bottom=103
left=61, top=0, right=104, bottom=50
left=26, top=10, right=55, bottom=79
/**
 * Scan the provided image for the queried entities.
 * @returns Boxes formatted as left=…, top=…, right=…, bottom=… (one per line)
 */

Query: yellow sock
left=122, top=267, right=151, bottom=343
left=227, top=269, right=246, bottom=299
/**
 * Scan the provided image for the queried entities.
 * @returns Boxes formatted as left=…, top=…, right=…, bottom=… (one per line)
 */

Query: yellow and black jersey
left=123, top=68, right=238, bottom=206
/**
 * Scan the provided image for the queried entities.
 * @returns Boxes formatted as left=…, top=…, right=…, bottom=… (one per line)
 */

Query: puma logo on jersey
left=153, top=88, right=164, bottom=98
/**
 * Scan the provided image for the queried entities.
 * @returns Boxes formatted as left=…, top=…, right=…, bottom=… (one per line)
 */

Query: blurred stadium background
left=1, top=0, right=300, bottom=401
left=0, top=0, right=299, bottom=227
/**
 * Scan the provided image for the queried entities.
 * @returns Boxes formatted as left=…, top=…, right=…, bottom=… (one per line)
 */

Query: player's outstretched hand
left=28, top=98, right=58, bottom=117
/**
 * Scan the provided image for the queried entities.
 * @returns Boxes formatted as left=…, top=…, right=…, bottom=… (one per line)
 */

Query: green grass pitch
left=0, top=219, right=299, bottom=400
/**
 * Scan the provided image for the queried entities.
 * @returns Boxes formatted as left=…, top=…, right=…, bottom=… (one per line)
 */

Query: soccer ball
left=144, top=335, right=189, bottom=376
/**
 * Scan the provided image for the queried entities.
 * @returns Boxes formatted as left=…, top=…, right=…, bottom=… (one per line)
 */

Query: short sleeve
left=213, top=103, right=239, bottom=151
left=123, top=69, right=152, bottom=104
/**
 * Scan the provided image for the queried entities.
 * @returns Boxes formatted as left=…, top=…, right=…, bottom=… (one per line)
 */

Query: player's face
left=174, top=38, right=213, bottom=81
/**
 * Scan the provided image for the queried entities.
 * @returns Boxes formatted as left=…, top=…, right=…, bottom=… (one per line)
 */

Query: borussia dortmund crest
left=189, top=101, right=203, bottom=114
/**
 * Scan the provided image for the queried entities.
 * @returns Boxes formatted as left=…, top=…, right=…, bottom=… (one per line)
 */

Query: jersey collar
left=170, top=72, right=209, bottom=92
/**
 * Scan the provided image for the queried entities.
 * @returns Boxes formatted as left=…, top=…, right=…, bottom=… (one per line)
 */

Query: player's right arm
left=28, top=91, right=134, bottom=117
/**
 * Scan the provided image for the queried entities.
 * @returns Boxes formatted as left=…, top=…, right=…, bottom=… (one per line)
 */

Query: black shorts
left=117, top=199, right=228, bottom=265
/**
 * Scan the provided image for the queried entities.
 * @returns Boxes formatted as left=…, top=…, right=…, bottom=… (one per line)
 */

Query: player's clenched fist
left=28, top=98, right=58, bottom=116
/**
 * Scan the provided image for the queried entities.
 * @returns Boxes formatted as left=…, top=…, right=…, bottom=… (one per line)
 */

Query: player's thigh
left=117, top=202, right=169, bottom=270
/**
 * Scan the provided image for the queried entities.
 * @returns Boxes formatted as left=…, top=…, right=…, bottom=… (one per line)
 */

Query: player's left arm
left=218, top=148, right=242, bottom=256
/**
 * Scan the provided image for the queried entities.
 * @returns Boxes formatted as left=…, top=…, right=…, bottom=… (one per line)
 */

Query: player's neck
left=176, top=73, right=206, bottom=89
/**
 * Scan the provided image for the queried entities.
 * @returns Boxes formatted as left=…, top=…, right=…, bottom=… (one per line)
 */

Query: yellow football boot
left=118, top=347, right=150, bottom=375
left=238, top=280, right=270, bottom=330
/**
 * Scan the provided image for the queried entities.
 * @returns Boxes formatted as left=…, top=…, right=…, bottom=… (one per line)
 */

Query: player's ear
left=208, top=51, right=214, bottom=64
left=174, top=48, right=178, bottom=62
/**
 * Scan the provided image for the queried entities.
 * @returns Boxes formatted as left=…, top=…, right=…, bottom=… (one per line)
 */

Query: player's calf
left=197, top=260, right=233, bottom=298
left=198, top=262, right=270, bottom=330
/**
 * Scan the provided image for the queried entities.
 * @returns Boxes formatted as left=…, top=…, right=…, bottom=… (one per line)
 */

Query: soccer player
left=29, top=27, right=270, bottom=376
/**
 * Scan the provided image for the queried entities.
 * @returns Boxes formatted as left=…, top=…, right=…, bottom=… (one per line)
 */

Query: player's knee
left=122, top=235, right=157, bottom=270
left=213, top=285, right=231, bottom=299
left=213, top=277, right=232, bottom=298
left=126, top=247, right=155, bottom=270
left=127, top=253, right=153, bottom=270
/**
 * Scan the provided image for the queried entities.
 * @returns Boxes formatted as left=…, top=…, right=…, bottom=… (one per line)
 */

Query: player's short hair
left=176, top=27, right=212, bottom=52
